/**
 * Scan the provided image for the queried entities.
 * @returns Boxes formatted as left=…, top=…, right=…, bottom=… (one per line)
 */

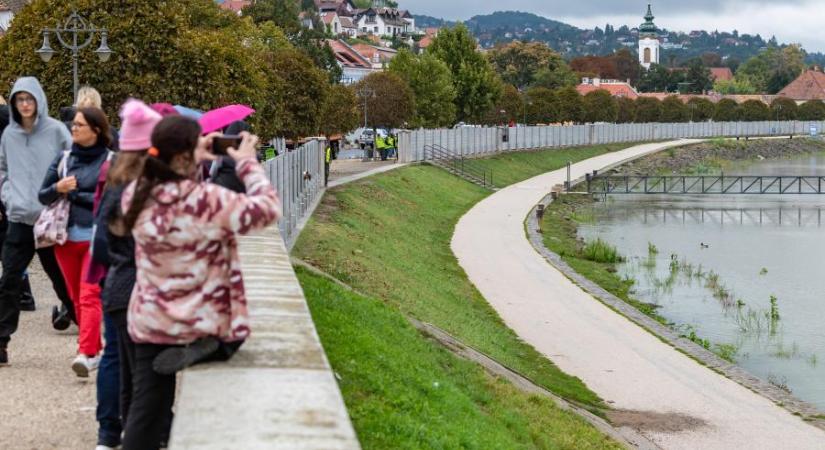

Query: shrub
left=582, top=89, right=618, bottom=123
left=634, top=97, right=662, bottom=123
left=582, top=238, right=622, bottom=263
left=770, top=97, right=798, bottom=121
left=660, top=95, right=690, bottom=122
left=713, top=98, right=740, bottom=122
left=798, top=101, right=825, bottom=121
left=738, top=100, right=770, bottom=121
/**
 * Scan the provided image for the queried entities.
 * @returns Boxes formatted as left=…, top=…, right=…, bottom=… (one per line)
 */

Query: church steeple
left=640, top=4, right=658, bottom=36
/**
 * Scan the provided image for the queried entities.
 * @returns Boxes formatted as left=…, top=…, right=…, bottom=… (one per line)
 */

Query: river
left=578, top=151, right=825, bottom=410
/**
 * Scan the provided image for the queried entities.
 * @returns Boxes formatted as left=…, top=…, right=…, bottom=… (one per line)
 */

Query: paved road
left=0, top=264, right=96, bottom=450
left=451, top=140, right=825, bottom=449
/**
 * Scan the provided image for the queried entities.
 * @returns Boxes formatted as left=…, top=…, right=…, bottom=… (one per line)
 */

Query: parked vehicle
left=357, top=129, right=375, bottom=149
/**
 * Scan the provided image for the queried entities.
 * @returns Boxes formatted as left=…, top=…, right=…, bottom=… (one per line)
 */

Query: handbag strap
left=58, top=150, right=71, bottom=179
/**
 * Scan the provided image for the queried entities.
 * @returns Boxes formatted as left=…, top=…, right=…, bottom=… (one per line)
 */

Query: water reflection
left=578, top=152, right=825, bottom=410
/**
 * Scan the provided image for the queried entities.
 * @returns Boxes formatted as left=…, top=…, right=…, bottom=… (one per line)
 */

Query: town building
left=217, top=0, right=250, bottom=15
left=328, top=39, right=375, bottom=85
left=356, top=7, right=414, bottom=36
left=0, top=0, right=30, bottom=34
left=315, top=0, right=357, bottom=17
left=576, top=78, right=640, bottom=99
left=709, top=67, right=734, bottom=82
left=777, top=68, right=825, bottom=103
left=638, top=4, right=660, bottom=70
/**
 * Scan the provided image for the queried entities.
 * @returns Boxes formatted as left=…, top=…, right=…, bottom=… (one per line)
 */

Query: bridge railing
left=397, top=121, right=825, bottom=163
left=587, top=175, right=825, bottom=195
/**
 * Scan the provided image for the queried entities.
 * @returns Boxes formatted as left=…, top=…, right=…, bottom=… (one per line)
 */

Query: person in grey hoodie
left=0, top=77, right=74, bottom=365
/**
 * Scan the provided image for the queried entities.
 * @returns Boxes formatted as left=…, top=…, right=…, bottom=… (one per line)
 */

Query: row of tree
left=0, top=0, right=359, bottom=141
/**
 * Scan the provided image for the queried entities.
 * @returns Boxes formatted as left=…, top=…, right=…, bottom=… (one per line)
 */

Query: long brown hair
left=122, top=116, right=201, bottom=230
left=77, top=107, right=112, bottom=148
left=106, top=152, right=148, bottom=236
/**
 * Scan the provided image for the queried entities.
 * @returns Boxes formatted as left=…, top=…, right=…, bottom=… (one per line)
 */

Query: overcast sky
left=410, top=0, right=825, bottom=53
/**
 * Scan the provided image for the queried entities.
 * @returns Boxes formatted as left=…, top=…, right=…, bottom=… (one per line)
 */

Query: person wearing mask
left=39, top=107, right=112, bottom=376
left=0, top=77, right=74, bottom=365
left=91, top=99, right=163, bottom=450
left=120, top=116, right=280, bottom=450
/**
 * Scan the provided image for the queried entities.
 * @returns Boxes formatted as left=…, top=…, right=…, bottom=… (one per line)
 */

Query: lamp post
left=36, top=11, right=112, bottom=104
left=356, top=85, right=375, bottom=129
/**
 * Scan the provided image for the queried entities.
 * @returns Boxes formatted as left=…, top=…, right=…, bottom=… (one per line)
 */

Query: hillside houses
left=0, top=0, right=30, bottom=34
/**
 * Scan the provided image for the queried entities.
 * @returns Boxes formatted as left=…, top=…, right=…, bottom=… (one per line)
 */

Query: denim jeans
left=96, top=312, right=121, bottom=447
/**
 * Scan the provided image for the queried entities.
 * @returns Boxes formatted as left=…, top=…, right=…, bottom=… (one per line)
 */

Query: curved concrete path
left=452, top=141, right=825, bottom=450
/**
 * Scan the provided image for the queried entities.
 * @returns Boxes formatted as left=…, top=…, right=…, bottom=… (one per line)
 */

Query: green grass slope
left=298, top=266, right=623, bottom=449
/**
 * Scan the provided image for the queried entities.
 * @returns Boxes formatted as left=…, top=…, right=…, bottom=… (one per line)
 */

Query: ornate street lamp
left=36, top=11, right=113, bottom=104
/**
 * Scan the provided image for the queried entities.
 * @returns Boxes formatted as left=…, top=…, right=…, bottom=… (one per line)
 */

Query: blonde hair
left=76, top=86, right=102, bottom=109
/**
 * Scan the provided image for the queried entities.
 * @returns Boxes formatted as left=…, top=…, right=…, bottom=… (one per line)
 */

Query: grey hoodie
left=0, top=77, right=72, bottom=225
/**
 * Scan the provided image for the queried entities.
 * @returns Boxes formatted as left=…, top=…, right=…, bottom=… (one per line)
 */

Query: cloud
left=412, top=0, right=825, bottom=52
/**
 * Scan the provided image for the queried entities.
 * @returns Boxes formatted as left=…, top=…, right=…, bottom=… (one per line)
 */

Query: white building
left=638, top=4, right=660, bottom=69
left=357, top=8, right=414, bottom=36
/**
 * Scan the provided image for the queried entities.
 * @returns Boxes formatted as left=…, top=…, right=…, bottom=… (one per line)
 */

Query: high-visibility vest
left=325, top=147, right=332, bottom=163
left=376, top=136, right=385, bottom=149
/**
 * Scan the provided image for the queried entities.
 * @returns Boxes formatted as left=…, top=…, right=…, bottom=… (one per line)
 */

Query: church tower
left=638, top=4, right=660, bottom=70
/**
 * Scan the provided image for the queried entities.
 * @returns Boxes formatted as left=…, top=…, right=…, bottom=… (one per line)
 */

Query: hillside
left=415, top=10, right=825, bottom=67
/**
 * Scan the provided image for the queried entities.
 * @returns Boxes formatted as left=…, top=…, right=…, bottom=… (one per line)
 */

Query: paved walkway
left=0, top=264, right=96, bottom=450
left=451, top=140, right=825, bottom=450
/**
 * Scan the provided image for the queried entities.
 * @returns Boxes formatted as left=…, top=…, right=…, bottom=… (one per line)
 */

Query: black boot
left=19, top=274, right=35, bottom=312
left=52, top=304, right=74, bottom=331
left=0, top=345, right=7, bottom=365
left=152, top=337, right=220, bottom=375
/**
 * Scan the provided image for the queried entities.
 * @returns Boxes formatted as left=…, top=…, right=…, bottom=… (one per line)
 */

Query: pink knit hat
left=119, top=99, right=163, bottom=151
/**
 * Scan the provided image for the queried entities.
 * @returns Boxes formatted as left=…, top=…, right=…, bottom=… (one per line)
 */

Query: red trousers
left=55, top=240, right=102, bottom=356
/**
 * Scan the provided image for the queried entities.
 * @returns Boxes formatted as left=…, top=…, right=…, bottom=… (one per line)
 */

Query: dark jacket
left=38, top=143, right=109, bottom=230
left=210, top=156, right=246, bottom=194
left=97, top=185, right=135, bottom=313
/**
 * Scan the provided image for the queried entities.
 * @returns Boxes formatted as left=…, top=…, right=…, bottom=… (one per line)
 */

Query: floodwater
left=578, top=152, right=825, bottom=410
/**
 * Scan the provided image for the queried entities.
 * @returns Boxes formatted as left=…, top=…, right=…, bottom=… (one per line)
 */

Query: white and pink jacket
left=123, top=158, right=281, bottom=345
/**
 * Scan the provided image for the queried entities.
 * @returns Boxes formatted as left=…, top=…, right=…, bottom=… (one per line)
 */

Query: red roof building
left=576, top=78, right=639, bottom=99
left=709, top=67, right=734, bottom=82
left=777, top=69, right=825, bottom=102
left=219, top=0, right=250, bottom=15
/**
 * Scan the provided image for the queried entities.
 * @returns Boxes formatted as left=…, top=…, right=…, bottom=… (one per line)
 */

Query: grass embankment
left=471, top=144, right=635, bottom=187
left=297, top=266, right=623, bottom=449
left=540, top=195, right=668, bottom=323
left=293, top=144, right=636, bottom=446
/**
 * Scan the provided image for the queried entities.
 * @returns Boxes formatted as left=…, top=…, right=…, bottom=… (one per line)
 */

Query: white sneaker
left=72, top=354, right=100, bottom=378
left=95, top=446, right=118, bottom=450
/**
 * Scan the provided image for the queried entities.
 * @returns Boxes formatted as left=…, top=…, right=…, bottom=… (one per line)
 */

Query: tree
left=487, top=41, right=575, bottom=90
left=428, top=24, right=502, bottom=122
left=736, top=45, right=806, bottom=94
left=713, top=99, right=740, bottom=121
left=353, top=72, right=414, bottom=130
left=798, top=101, right=825, bottom=121
left=318, top=83, right=358, bottom=137
left=582, top=90, right=618, bottom=123
left=554, top=87, right=584, bottom=123
left=637, top=64, right=680, bottom=93
left=570, top=49, right=640, bottom=85
left=687, top=97, right=715, bottom=122
left=388, top=50, right=456, bottom=128
left=523, top=87, right=557, bottom=124
left=634, top=97, right=662, bottom=123
left=683, top=59, right=713, bottom=94
left=616, top=97, right=636, bottom=123
left=770, top=97, right=798, bottom=120
left=713, top=77, right=757, bottom=94
left=245, top=0, right=342, bottom=82
left=660, top=96, right=690, bottom=122
left=270, top=48, right=329, bottom=138
left=243, top=0, right=301, bottom=33
left=0, top=0, right=304, bottom=139
left=701, top=52, right=723, bottom=67
left=482, top=84, right=522, bottom=125
left=738, top=100, right=770, bottom=121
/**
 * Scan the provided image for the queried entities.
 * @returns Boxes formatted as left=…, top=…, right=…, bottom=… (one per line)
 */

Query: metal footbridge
left=586, top=174, right=825, bottom=195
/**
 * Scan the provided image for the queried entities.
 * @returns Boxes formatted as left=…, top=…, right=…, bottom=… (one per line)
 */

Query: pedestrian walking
left=0, top=77, right=74, bottom=365
left=120, top=116, right=280, bottom=450
left=38, top=106, right=113, bottom=377
left=91, top=99, right=163, bottom=450
left=0, top=102, right=38, bottom=314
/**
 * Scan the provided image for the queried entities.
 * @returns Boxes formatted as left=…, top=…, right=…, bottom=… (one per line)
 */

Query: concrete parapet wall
left=169, top=225, right=360, bottom=450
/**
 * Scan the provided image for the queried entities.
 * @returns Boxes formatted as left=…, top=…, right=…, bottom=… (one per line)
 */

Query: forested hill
left=414, top=10, right=825, bottom=67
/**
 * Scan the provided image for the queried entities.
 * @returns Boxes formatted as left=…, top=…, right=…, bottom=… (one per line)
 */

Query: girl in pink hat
left=90, top=99, right=164, bottom=450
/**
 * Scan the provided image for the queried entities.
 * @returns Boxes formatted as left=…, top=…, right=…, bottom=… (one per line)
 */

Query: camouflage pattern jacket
left=123, top=158, right=281, bottom=345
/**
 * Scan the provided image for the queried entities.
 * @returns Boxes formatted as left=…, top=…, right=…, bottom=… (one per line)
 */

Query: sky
left=410, top=0, right=825, bottom=53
